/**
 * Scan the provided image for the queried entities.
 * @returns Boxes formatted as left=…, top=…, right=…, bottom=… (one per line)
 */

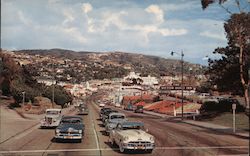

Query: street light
left=171, top=50, right=184, bottom=120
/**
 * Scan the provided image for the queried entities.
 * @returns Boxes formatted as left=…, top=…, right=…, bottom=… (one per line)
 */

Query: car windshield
left=46, top=111, right=60, bottom=115
left=111, top=115, right=125, bottom=119
left=123, top=126, right=142, bottom=130
left=61, top=118, right=81, bottom=124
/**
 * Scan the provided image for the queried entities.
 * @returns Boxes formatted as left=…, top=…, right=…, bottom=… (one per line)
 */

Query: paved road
left=0, top=95, right=249, bottom=156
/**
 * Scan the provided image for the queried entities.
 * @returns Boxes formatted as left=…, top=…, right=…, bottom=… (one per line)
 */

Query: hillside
left=13, top=49, right=205, bottom=82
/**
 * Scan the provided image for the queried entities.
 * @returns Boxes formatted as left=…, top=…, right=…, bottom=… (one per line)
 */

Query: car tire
left=147, top=149, right=153, bottom=153
left=111, top=138, right=115, bottom=146
left=119, top=144, right=125, bottom=153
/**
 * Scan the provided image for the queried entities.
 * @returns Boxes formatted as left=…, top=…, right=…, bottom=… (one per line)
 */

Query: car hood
left=44, top=115, right=61, bottom=118
left=57, top=123, right=84, bottom=132
left=118, top=130, right=153, bottom=142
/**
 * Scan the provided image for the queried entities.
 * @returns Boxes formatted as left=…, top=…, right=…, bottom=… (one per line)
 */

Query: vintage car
left=40, top=109, right=62, bottom=128
left=100, top=107, right=112, bottom=119
left=109, top=121, right=155, bottom=153
left=77, top=104, right=89, bottom=115
left=105, top=112, right=127, bottom=135
left=101, top=110, right=118, bottom=123
left=54, top=116, right=84, bottom=142
left=99, top=103, right=105, bottom=107
left=134, top=105, right=143, bottom=113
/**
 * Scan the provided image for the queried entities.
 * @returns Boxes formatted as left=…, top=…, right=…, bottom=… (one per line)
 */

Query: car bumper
left=40, top=122, right=58, bottom=127
left=122, top=143, right=155, bottom=150
left=55, top=134, right=82, bottom=140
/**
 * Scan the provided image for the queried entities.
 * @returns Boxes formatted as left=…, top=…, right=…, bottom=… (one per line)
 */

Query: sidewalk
left=143, top=110, right=249, bottom=138
left=0, top=105, right=75, bottom=144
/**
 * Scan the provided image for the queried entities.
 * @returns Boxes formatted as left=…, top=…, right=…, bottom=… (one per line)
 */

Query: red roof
left=134, top=101, right=146, bottom=106
left=123, top=94, right=154, bottom=101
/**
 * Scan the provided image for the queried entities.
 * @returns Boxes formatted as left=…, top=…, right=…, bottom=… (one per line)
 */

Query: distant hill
left=14, top=49, right=205, bottom=80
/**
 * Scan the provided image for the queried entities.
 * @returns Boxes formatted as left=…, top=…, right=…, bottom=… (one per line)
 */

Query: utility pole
left=52, top=62, right=55, bottom=108
left=171, top=50, right=184, bottom=120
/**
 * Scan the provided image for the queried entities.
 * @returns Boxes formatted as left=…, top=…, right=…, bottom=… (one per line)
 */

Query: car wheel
left=119, top=144, right=125, bottom=153
left=111, top=139, right=115, bottom=146
left=147, top=149, right=153, bottom=153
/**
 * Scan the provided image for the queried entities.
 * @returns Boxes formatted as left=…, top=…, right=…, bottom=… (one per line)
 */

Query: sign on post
left=232, top=103, right=236, bottom=133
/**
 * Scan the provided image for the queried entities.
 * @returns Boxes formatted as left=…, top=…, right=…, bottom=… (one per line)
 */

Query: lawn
left=204, top=112, right=249, bottom=132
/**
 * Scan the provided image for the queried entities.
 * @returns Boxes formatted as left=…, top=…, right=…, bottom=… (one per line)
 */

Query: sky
left=1, top=0, right=250, bottom=65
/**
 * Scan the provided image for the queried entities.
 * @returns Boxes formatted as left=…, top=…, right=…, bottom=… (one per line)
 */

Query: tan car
left=109, top=121, right=155, bottom=153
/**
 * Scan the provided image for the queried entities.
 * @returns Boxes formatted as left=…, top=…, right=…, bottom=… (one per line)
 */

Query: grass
left=204, top=112, right=249, bottom=132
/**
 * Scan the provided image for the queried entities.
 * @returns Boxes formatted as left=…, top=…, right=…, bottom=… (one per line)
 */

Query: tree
left=201, top=0, right=250, bottom=115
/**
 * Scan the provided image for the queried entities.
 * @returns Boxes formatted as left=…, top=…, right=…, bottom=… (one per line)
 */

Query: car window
left=111, top=115, right=125, bottom=119
left=61, top=119, right=81, bottom=124
left=123, top=125, right=142, bottom=130
left=46, top=111, right=59, bottom=115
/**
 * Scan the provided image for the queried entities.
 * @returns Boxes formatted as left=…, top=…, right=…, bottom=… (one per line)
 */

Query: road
left=0, top=95, right=249, bottom=156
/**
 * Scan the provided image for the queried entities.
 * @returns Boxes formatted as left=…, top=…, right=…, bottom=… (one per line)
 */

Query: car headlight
left=56, top=129, right=60, bottom=133
left=109, top=124, right=115, bottom=128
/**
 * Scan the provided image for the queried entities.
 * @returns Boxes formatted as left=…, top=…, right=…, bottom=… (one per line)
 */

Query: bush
left=200, top=99, right=245, bottom=113
left=43, top=85, right=73, bottom=108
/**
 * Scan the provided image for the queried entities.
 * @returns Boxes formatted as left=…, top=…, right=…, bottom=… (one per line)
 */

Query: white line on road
left=0, top=146, right=248, bottom=154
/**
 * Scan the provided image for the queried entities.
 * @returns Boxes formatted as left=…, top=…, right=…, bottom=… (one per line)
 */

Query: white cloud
left=62, top=9, right=75, bottom=25
left=200, top=31, right=226, bottom=41
left=17, top=11, right=33, bottom=26
left=82, top=3, right=93, bottom=13
left=145, top=4, right=164, bottom=24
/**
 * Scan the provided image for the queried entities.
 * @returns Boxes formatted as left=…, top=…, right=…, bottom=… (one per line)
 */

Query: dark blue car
left=55, top=116, right=84, bottom=142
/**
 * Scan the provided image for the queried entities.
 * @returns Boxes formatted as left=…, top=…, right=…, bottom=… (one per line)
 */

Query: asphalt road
left=0, top=95, right=249, bottom=156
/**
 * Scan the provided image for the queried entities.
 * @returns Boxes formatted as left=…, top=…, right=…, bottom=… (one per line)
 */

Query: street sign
left=232, top=103, right=236, bottom=110
left=160, top=85, right=194, bottom=90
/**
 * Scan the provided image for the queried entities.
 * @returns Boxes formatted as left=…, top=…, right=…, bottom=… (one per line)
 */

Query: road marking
left=89, top=103, right=101, bottom=156
left=0, top=146, right=248, bottom=154
left=92, top=121, right=100, bottom=150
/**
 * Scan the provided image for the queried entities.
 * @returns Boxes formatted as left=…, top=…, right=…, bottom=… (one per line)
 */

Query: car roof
left=101, top=107, right=112, bottom=110
left=121, top=121, right=144, bottom=127
left=62, top=116, right=83, bottom=120
left=109, top=112, right=125, bottom=116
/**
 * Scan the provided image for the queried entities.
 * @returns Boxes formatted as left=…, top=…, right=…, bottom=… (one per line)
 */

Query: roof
left=123, top=94, right=155, bottom=101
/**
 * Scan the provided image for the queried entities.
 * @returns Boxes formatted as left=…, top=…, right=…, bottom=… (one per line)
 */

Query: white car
left=40, top=109, right=62, bottom=128
left=109, top=121, right=155, bottom=153
left=99, top=103, right=105, bottom=107
left=115, top=103, right=121, bottom=108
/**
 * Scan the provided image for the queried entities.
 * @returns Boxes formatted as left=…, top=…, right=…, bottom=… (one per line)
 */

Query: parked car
left=100, top=107, right=112, bottom=119
left=54, top=116, right=84, bottom=142
left=124, top=103, right=134, bottom=111
left=134, top=105, right=143, bottom=113
left=40, top=109, right=62, bottom=128
left=78, top=104, right=89, bottom=115
left=109, top=121, right=155, bottom=153
left=115, top=103, right=121, bottom=108
left=101, top=109, right=118, bottom=123
left=105, top=112, right=127, bottom=135
left=99, top=103, right=105, bottom=107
